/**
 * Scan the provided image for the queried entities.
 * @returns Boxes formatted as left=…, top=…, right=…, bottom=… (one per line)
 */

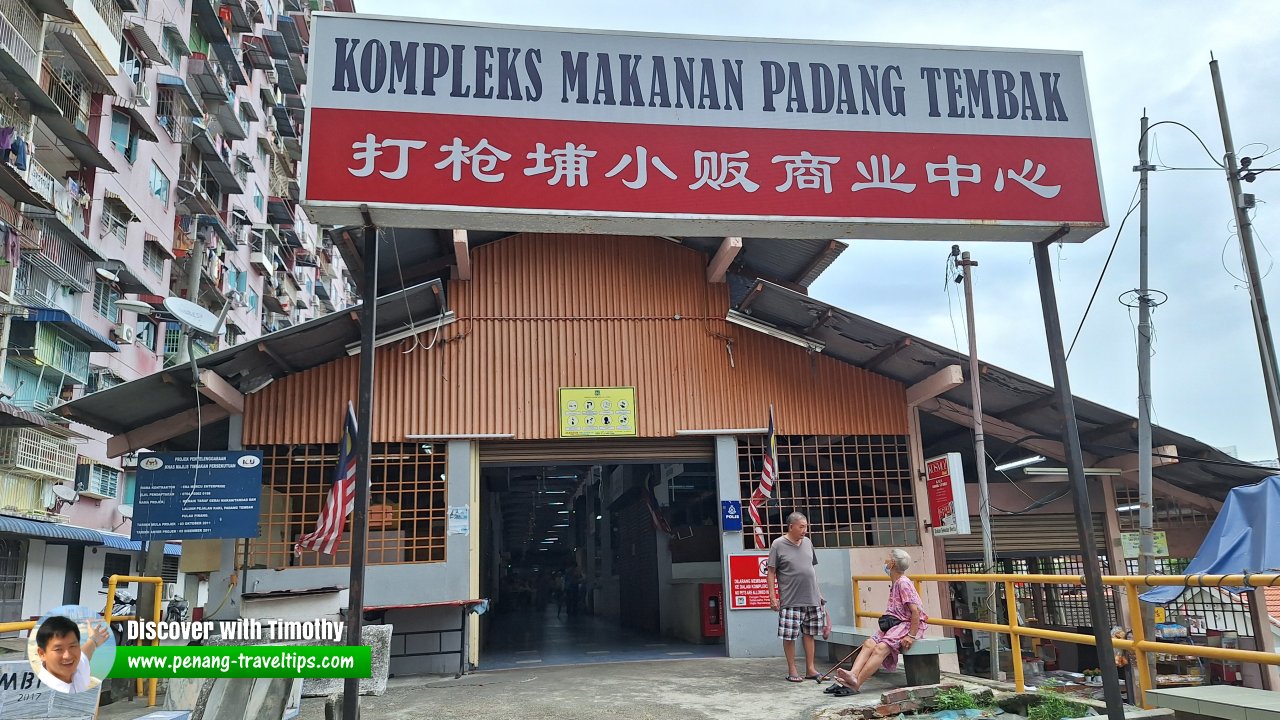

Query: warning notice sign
left=728, top=554, right=772, bottom=610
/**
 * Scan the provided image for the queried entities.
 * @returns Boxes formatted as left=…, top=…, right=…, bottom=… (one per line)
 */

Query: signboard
left=721, top=500, right=743, bottom=531
left=558, top=387, right=636, bottom=437
left=0, top=660, right=99, bottom=720
left=303, top=16, right=1105, bottom=242
left=925, top=452, right=971, bottom=537
left=1120, top=531, right=1169, bottom=559
left=132, top=452, right=264, bottom=540
left=728, top=553, right=772, bottom=609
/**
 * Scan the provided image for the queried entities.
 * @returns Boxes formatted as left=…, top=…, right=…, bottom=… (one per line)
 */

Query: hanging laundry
left=3, top=229, right=19, bottom=268
left=11, top=136, right=28, bottom=171
left=0, top=126, right=14, bottom=151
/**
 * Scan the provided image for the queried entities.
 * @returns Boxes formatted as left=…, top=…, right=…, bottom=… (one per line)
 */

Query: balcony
left=192, top=126, right=245, bottom=195
left=19, top=219, right=93, bottom=293
left=0, top=427, right=77, bottom=482
left=34, top=61, right=114, bottom=171
left=0, top=0, right=42, bottom=80
left=25, top=160, right=92, bottom=247
left=187, top=56, right=231, bottom=106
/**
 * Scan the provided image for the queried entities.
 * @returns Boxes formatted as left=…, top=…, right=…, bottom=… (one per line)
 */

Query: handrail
left=105, top=574, right=165, bottom=707
left=850, top=572, right=1280, bottom=708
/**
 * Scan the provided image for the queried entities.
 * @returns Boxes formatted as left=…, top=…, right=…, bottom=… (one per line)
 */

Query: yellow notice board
left=559, top=387, right=636, bottom=437
left=1120, top=531, right=1169, bottom=559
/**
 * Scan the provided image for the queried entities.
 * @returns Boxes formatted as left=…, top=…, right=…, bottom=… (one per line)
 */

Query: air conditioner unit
left=163, top=582, right=178, bottom=600
left=135, top=80, right=152, bottom=107
left=112, top=323, right=136, bottom=344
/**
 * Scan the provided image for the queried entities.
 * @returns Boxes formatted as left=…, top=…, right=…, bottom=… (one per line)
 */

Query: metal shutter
left=479, top=438, right=715, bottom=466
left=942, top=513, right=1108, bottom=558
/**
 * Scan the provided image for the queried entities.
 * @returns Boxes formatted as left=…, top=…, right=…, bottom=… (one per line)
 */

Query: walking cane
left=816, top=645, right=862, bottom=683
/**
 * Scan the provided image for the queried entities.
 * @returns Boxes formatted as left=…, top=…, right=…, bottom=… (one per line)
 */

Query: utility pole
left=1210, top=56, right=1280, bottom=461
left=172, top=220, right=207, bottom=365
left=956, top=247, right=1000, bottom=681
left=1135, top=114, right=1158, bottom=704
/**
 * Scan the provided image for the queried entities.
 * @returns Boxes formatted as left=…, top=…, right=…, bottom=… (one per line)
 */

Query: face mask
left=883, top=564, right=892, bottom=577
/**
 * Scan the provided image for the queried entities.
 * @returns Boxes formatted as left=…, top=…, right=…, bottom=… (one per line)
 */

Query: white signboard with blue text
left=132, top=452, right=264, bottom=540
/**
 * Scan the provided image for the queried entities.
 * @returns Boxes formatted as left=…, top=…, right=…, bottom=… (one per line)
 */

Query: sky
left=351, top=1, right=1280, bottom=462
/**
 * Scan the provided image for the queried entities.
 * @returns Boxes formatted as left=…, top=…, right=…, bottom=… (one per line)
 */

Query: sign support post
left=343, top=206, right=378, bottom=720
left=1033, top=231, right=1125, bottom=720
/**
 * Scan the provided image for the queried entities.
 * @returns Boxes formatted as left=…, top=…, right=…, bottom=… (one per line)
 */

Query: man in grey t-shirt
left=767, top=512, right=828, bottom=682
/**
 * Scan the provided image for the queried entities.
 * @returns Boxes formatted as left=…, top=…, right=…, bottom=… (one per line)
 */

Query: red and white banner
left=303, top=16, right=1106, bottom=242
left=925, top=452, right=971, bottom=538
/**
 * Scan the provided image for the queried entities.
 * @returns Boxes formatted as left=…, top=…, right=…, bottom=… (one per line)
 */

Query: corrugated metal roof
left=0, top=515, right=103, bottom=544
left=732, top=280, right=1273, bottom=501
left=58, top=280, right=447, bottom=440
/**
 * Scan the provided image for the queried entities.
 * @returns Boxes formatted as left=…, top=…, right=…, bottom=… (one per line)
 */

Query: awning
left=99, top=532, right=183, bottom=555
left=211, top=42, right=247, bottom=88
left=104, top=191, right=140, bottom=224
left=274, top=59, right=299, bottom=95
left=161, top=23, right=191, bottom=57
left=277, top=16, right=305, bottom=54
left=157, top=73, right=202, bottom=112
left=124, top=20, right=170, bottom=67
left=46, top=29, right=115, bottom=95
left=0, top=399, right=47, bottom=428
left=33, top=109, right=117, bottom=172
left=0, top=514, right=103, bottom=545
left=241, top=35, right=273, bottom=71
left=261, top=29, right=290, bottom=61
left=144, top=232, right=176, bottom=260
left=21, top=308, right=121, bottom=352
left=114, top=102, right=160, bottom=143
left=0, top=51, right=58, bottom=114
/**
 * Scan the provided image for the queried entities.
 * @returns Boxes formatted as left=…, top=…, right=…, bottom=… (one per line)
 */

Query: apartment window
left=263, top=0, right=274, bottom=25
left=110, top=111, right=140, bottom=163
left=149, top=163, right=171, bottom=206
left=247, top=289, right=259, bottom=311
left=79, top=463, right=121, bottom=499
left=102, top=553, right=131, bottom=588
left=238, top=105, right=253, bottom=138
left=92, top=281, right=120, bottom=321
left=101, top=199, right=129, bottom=243
left=136, top=318, right=158, bottom=351
left=142, top=241, right=165, bottom=276
left=253, top=185, right=264, bottom=212
left=119, top=40, right=143, bottom=84
left=256, top=142, right=268, bottom=165
left=160, top=29, right=183, bottom=69
left=123, top=471, right=136, bottom=503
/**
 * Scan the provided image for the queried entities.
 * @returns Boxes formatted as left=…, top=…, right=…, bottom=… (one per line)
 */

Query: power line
left=1066, top=180, right=1142, bottom=359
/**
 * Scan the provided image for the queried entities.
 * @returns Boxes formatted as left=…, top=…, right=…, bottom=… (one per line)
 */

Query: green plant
left=935, top=687, right=980, bottom=711
left=1027, top=688, right=1088, bottom=720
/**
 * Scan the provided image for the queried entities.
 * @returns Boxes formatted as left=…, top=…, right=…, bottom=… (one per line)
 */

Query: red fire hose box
left=700, top=583, right=724, bottom=638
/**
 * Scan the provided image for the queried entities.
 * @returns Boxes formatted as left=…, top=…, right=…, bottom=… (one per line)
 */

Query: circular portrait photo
left=26, top=605, right=116, bottom=694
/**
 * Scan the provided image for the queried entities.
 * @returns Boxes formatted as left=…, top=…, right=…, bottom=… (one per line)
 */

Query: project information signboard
left=303, top=15, right=1105, bottom=241
left=132, top=452, right=264, bottom=540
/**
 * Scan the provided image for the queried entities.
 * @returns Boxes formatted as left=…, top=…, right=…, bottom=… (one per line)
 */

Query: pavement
left=292, top=657, right=902, bottom=720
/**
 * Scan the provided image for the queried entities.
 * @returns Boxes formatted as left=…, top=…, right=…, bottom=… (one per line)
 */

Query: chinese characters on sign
left=558, top=387, right=637, bottom=438
left=728, top=554, right=773, bottom=609
left=925, top=452, right=971, bottom=538
left=345, top=135, right=1063, bottom=200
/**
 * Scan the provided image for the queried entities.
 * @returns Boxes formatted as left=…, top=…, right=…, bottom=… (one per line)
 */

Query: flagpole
left=343, top=208, right=378, bottom=720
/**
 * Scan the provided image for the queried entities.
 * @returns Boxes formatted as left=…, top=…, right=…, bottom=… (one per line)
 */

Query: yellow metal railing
left=0, top=575, right=165, bottom=706
left=851, top=572, right=1280, bottom=707
left=105, top=574, right=165, bottom=707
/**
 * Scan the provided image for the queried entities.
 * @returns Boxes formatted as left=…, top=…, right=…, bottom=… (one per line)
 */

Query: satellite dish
left=118, top=504, right=134, bottom=519
left=52, top=485, right=78, bottom=502
left=163, top=297, right=225, bottom=337
left=95, top=268, right=120, bottom=283
left=114, top=299, right=155, bottom=315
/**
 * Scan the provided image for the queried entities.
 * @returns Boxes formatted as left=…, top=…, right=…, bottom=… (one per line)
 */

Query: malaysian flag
left=748, top=405, right=777, bottom=549
left=295, top=402, right=360, bottom=555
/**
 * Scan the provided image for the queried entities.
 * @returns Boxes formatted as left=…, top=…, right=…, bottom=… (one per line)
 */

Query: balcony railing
left=0, top=92, right=30, bottom=139
left=41, top=61, right=91, bottom=133
left=0, top=0, right=41, bottom=79
left=89, top=0, right=125, bottom=41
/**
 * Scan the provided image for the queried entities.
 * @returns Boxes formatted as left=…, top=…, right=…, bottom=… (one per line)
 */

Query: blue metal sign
left=721, top=500, right=743, bottom=532
left=131, top=452, right=264, bottom=540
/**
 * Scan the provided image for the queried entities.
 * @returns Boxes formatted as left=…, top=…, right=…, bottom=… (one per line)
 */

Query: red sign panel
left=925, top=452, right=970, bottom=537
left=729, top=553, right=772, bottom=610
left=303, top=16, right=1106, bottom=242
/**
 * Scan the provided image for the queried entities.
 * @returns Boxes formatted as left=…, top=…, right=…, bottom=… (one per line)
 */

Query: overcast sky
left=353, top=1, right=1280, bottom=462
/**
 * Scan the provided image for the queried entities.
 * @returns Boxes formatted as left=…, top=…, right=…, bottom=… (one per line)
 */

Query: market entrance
left=477, top=441, right=727, bottom=669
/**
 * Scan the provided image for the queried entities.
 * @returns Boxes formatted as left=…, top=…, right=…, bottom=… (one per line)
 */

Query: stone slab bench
left=1146, top=685, right=1280, bottom=720
left=824, top=624, right=958, bottom=687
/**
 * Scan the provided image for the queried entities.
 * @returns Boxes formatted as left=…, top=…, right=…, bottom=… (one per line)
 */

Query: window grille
left=244, top=442, right=448, bottom=568
left=738, top=434, right=916, bottom=549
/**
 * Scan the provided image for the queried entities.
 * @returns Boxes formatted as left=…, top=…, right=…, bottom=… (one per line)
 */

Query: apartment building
left=0, top=0, right=353, bottom=626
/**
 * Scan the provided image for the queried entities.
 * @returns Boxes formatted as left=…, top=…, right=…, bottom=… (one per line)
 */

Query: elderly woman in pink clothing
left=827, top=548, right=928, bottom=696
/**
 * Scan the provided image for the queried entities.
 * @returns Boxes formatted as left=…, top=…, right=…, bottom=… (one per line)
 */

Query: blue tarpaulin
left=1142, top=475, right=1280, bottom=604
